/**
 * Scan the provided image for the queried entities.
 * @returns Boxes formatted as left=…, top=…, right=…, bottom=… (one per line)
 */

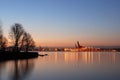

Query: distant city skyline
left=0, top=0, right=120, bottom=47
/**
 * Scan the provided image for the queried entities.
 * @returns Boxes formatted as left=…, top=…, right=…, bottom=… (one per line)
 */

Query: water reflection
left=1, top=52, right=120, bottom=80
left=35, top=52, right=120, bottom=80
left=0, top=62, right=6, bottom=80
left=39, top=52, right=120, bottom=65
left=0, top=59, right=35, bottom=80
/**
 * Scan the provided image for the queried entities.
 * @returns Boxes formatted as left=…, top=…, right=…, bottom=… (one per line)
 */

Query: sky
left=0, top=0, right=120, bottom=47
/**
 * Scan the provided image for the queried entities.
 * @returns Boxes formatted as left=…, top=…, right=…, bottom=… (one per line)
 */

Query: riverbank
left=0, top=51, right=39, bottom=62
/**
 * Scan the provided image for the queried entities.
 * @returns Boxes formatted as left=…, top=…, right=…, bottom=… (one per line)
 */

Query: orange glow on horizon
left=34, top=41, right=120, bottom=47
left=4, top=34, right=120, bottom=47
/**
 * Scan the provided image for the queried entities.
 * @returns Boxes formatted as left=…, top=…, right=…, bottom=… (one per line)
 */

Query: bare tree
left=22, top=32, right=35, bottom=52
left=19, top=32, right=26, bottom=52
left=1, top=37, right=7, bottom=51
left=9, top=23, right=25, bottom=52
left=9, top=23, right=35, bottom=52
left=0, top=22, right=7, bottom=51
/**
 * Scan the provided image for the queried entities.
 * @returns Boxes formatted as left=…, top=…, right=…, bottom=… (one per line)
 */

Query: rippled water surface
left=0, top=52, right=120, bottom=80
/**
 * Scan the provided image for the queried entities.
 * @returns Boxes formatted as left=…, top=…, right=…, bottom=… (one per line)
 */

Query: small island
left=0, top=23, right=39, bottom=62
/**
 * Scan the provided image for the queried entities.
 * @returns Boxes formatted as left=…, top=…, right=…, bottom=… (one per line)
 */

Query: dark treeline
left=0, top=23, right=35, bottom=53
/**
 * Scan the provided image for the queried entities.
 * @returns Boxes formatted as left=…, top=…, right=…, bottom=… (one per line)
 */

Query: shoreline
left=0, top=51, right=39, bottom=62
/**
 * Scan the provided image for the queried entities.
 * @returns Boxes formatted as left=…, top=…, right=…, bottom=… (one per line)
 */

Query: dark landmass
left=0, top=51, right=39, bottom=62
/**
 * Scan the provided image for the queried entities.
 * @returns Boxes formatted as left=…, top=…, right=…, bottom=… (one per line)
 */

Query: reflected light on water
left=38, top=52, right=120, bottom=65
left=0, top=52, right=120, bottom=80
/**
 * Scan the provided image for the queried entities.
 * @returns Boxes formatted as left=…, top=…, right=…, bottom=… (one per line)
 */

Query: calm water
left=0, top=52, right=120, bottom=80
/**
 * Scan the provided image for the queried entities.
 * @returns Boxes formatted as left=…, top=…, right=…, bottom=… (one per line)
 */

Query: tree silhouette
left=9, top=23, right=25, bottom=52
left=0, top=22, right=7, bottom=51
left=9, top=23, right=35, bottom=52
left=22, top=32, right=35, bottom=52
left=0, top=37, right=7, bottom=51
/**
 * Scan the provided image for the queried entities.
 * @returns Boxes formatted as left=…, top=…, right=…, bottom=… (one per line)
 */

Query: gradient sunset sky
left=0, top=0, right=120, bottom=47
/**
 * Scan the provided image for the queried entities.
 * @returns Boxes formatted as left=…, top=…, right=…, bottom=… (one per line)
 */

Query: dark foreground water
left=0, top=52, right=120, bottom=80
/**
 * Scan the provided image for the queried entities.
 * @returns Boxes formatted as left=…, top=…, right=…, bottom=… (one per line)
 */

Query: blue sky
left=0, top=0, right=120, bottom=47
